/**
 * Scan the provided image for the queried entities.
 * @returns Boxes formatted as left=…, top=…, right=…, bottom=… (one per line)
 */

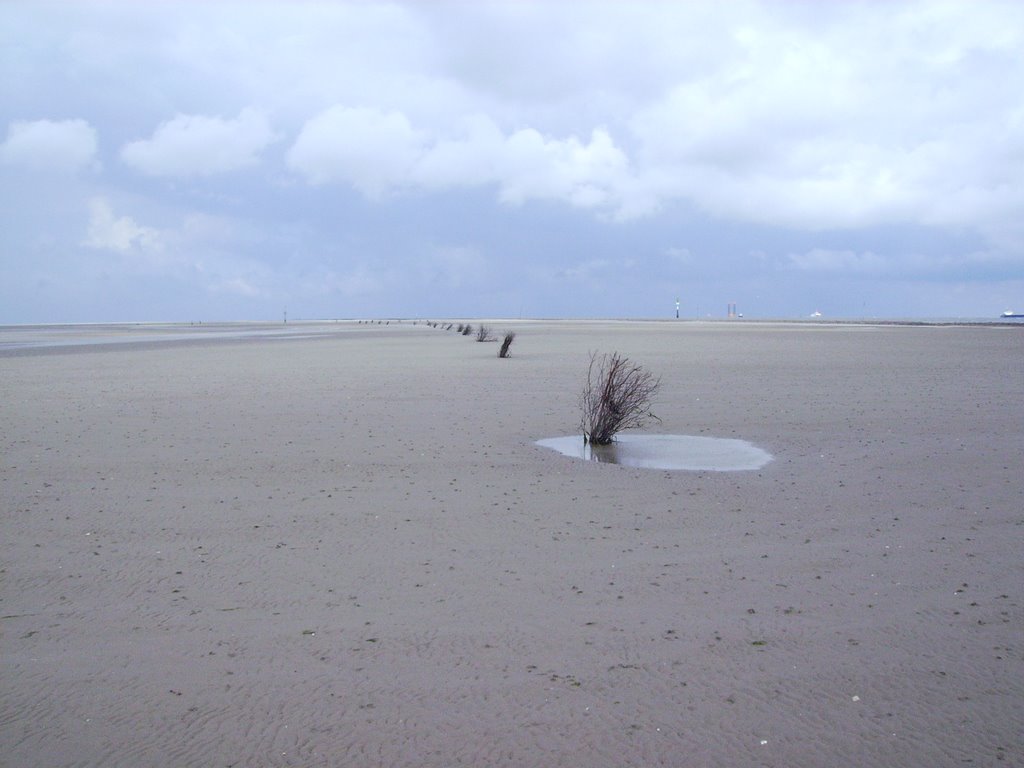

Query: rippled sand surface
left=2, top=320, right=1021, bottom=767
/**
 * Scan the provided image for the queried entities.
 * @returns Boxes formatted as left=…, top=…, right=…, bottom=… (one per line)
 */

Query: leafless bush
left=475, top=324, right=495, bottom=342
left=498, top=331, right=516, bottom=358
left=462, top=324, right=473, bottom=336
left=579, top=351, right=660, bottom=445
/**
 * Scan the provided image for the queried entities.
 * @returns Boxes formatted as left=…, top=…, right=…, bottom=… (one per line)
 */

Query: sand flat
left=2, top=320, right=1022, bottom=767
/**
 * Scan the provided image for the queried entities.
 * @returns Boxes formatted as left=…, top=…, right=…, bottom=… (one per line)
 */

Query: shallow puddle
left=536, top=434, right=772, bottom=471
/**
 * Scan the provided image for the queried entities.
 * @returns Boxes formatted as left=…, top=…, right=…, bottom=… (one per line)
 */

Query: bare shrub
left=462, top=324, right=473, bottom=336
left=580, top=351, right=660, bottom=445
left=498, top=331, right=516, bottom=358
left=475, top=324, right=495, bottom=342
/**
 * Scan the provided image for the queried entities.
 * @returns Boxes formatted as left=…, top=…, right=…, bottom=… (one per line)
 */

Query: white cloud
left=414, top=119, right=636, bottom=212
left=0, top=119, right=98, bottom=172
left=81, top=198, right=281, bottom=297
left=121, top=108, right=275, bottom=177
left=409, top=115, right=505, bottom=188
left=493, top=127, right=631, bottom=211
left=286, top=106, right=424, bottom=195
left=625, top=2, right=1024, bottom=237
left=288, top=108, right=640, bottom=214
left=5, top=0, right=1023, bottom=321
left=280, top=0, right=1023, bottom=234
left=83, top=197, right=162, bottom=254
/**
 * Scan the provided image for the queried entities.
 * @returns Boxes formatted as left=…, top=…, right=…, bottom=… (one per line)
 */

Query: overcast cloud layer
left=2, top=1, right=1022, bottom=322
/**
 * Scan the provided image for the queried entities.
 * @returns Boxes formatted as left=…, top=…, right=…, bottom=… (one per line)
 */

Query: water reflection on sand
left=536, top=434, right=772, bottom=471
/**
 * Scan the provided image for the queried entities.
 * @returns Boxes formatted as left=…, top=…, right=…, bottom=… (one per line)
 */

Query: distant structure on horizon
left=727, top=303, right=738, bottom=318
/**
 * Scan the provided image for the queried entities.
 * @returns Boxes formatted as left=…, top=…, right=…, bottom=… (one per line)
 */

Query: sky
left=1, top=0, right=1022, bottom=322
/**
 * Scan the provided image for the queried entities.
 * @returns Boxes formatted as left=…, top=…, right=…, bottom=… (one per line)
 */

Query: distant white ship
left=1002, top=310, right=1024, bottom=318
left=809, top=311, right=822, bottom=318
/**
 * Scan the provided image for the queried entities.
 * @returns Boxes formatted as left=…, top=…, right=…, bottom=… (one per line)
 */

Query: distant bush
left=462, top=324, right=473, bottom=336
left=580, top=351, right=660, bottom=445
left=498, top=331, right=516, bottom=358
left=475, top=325, right=495, bottom=342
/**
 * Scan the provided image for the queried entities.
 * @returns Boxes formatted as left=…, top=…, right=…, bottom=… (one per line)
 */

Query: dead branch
left=580, top=351, right=660, bottom=444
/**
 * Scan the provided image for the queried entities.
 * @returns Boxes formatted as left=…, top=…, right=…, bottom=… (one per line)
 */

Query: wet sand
left=2, top=320, right=1021, bottom=767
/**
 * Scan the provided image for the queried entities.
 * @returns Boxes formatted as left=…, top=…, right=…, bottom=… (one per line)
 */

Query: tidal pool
left=536, top=434, right=773, bottom=471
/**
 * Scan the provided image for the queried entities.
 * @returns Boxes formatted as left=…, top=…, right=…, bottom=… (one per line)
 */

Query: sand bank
left=2, top=320, right=1021, bottom=767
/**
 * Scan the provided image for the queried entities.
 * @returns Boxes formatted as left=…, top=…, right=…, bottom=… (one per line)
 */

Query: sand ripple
left=2, top=321, right=1021, bottom=766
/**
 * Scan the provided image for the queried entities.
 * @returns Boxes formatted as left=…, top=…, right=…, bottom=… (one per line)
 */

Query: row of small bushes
left=419, top=320, right=516, bottom=358
left=431, top=322, right=660, bottom=441
left=358, top=318, right=513, bottom=356
left=363, top=319, right=660, bottom=443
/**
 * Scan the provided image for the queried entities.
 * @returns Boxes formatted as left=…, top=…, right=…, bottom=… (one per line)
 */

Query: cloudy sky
left=2, top=1, right=1021, bottom=322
